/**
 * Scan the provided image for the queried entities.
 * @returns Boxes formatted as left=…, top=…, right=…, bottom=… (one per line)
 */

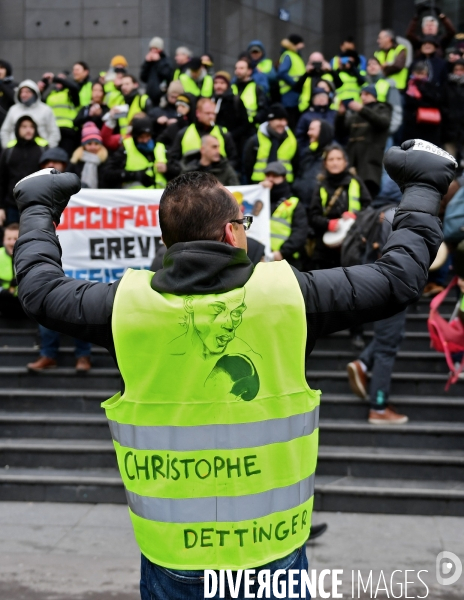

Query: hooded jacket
left=246, top=40, right=276, bottom=94
left=0, top=116, right=48, bottom=209
left=0, top=80, right=60, bottom=148
left=0, top=60, right=17, bottom=128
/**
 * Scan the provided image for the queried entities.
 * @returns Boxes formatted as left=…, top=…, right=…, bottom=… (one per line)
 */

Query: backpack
left=427, top=276, right=464, bottom=390
left=443, top=186, right=464, bottom=244
left=340, top=205, right=392, bottom=267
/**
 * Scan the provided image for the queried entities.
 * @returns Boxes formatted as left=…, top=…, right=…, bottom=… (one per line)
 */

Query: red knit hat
left=81, top=122, right=102, bottom=145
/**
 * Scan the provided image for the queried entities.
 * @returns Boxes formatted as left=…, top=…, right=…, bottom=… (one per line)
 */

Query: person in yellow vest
left=74, top=81, right=110, bottom=133
left=40, top=71, right=80, bottom=156
left=261, top=161, right=307, bottom=268
left=244, top=103, right=298, bottom=184
left=331, top=51, right=366, bottom=107
left=294, top=52, right=334, bottom=114
left=103, top=55, right=129, bottom=107
left=72, top=61, right=93, bottom=107
left=13, top=144, right=455, bottom=596
left=168, top=97, right=237, bottom=167
left=330, top=36, right=368, bottom=74
left=178, top=57, right=214, bottom=98
left=277, top=34, right=306, bottom=128
left=374, top=30, right=408, bottom=92
left=231, top=58, right=268, bottom=127
left=172, top=46, right=193, bottom=81
left=308, top=143, right=371, bottom=271
left=102, top=117, right=169, bottom=189
left=0, top=223, right=23, bottom=319
left=114, top=74, right=152, bottom=136
left=246, top=40, right=278, bottom=97
left=0, top=116, right=48, bottom=225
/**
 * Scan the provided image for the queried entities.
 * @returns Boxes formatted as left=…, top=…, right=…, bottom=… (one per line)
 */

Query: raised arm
left=13, top=171, right=117, bottom=352
left=296, top=140, right=456, bottom=348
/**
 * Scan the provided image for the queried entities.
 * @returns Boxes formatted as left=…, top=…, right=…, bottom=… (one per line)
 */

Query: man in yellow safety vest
left=12, top=141, right=455, bottom=598
left=374, top=30, right=408, bottom=91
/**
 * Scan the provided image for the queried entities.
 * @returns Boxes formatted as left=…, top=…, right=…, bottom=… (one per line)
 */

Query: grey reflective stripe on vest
left=108, top=407, right=319, bottom=452
left=271, top=233, right=288, bottom=241
left=126, top=472, right=316, bottom=523
left=271, top=217, right=290, bottom=227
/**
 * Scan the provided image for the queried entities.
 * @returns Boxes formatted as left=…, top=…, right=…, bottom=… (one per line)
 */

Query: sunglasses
left=229, top=216, right=253, bottom=231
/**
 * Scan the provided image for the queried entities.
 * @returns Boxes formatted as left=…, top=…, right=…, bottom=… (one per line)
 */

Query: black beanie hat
left=131, top=117, right=152, bottom=138
left=288, top=34, right=304, bottom=46
left=267, top=103, right=289, bottom=121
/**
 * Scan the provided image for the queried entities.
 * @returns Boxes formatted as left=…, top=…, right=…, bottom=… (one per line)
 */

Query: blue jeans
left=39, top=325, right=91, bottom=359
left=359, top=309, right=407, bottom=409
left=140, top=546, right=310, bottom=599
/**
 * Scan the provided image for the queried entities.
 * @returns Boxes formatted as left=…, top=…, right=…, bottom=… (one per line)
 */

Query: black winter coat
left=308, top=170, right=371, bottom=269
left=13, top=175, right=442, bottom=371
left=442, top=74, right=464, bottom=145
left=0, top=76, right=17, bottom=129
left=402, top=80, right=442, bottom=147
left=0, top=137, right=47, bottom=210
left=140, top=54, right=174, bottom=106
left=213, top=89, right=252, bottom=152
left=336, top=101, right=392, bottom=187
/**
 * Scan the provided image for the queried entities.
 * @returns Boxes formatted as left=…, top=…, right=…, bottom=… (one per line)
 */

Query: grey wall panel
left=26, top=0, right=82, bottom=8
left=0, top=0, right=24, bottom=40
left=140, top=0, right=170, bottom=39
left=82, top=8, right=140, bottom=38
left=25, top=9, right=82, bottom=39
left=0, top=40, right=24, bottom=76
left=23, top=39, right=82, bottom=71
left=81, top=38, right=142, bottom=75
left=83, top=0, right=139, bottom=7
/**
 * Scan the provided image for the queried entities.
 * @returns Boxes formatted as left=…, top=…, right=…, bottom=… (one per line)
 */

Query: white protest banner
left=59, top=185, right=270, bottom=282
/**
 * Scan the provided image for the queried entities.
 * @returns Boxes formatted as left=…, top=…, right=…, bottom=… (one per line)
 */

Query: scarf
left=81, top=150, right=101, bottom=189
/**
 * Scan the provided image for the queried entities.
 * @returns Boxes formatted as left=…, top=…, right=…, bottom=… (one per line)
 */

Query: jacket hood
left=280, top=39, right=299, bottom=53
left=0, top=59, right=12, bottom=77
left=14, top=114, right=39, bottom=140
left=151, top=241, right=253, bottom=295
left=15, top=79, right=40, bottom=105
left=247, top=40, right=266, bottom=57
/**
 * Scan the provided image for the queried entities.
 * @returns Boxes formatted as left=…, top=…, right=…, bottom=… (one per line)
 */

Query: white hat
left=149, top=36, right=164, bottom=50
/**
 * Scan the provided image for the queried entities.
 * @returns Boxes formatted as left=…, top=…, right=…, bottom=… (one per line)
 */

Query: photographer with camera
left=332, top=51, right=366, bottom=107
left=294, top=52, right=334, bottom=114
left=406, top=2, right=456, bottom=58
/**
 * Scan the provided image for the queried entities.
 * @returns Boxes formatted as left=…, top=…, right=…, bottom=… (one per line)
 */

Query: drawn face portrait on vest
left=169, top=288, right=248, bottom=359
left=204, top=354, right=260, bottom=401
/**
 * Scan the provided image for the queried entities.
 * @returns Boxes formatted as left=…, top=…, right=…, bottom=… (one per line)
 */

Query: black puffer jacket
left=14, top=172, right=441, bottom=369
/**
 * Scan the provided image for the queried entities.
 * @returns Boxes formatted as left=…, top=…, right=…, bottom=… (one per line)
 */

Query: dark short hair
left=4, top=222, right=19, bottom=232
left=159, top=172, right=239, bottom=248
left=74, top=61, right=89, bottom=72
left=236, top=57, right=252, bottom=70
left=121, top=73, right=138, bottom=84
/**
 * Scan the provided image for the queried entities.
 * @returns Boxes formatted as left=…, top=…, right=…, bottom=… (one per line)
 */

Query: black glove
left=140, top=172, right=154, bottom=188
left=13, top=168, right=81, bottom=224
left=384, top=140, right=457, bottom=215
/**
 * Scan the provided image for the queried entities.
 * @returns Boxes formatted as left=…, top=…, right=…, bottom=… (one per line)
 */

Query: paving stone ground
left=0, top=503, right=463, bottom=599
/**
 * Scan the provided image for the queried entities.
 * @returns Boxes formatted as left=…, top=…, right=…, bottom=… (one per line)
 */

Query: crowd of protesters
left=1, top=4, right=464, bottom=421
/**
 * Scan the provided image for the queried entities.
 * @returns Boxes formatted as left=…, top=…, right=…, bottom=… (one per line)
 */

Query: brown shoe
left=27, top=356, right=57, bottom=371
left=422, top=283, right=444, bottom=297
left=347, top=360, right=367, bottom=399
left=75, top=356, right=91, bottom=371
left=368, top=406, right=408, bottom=425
